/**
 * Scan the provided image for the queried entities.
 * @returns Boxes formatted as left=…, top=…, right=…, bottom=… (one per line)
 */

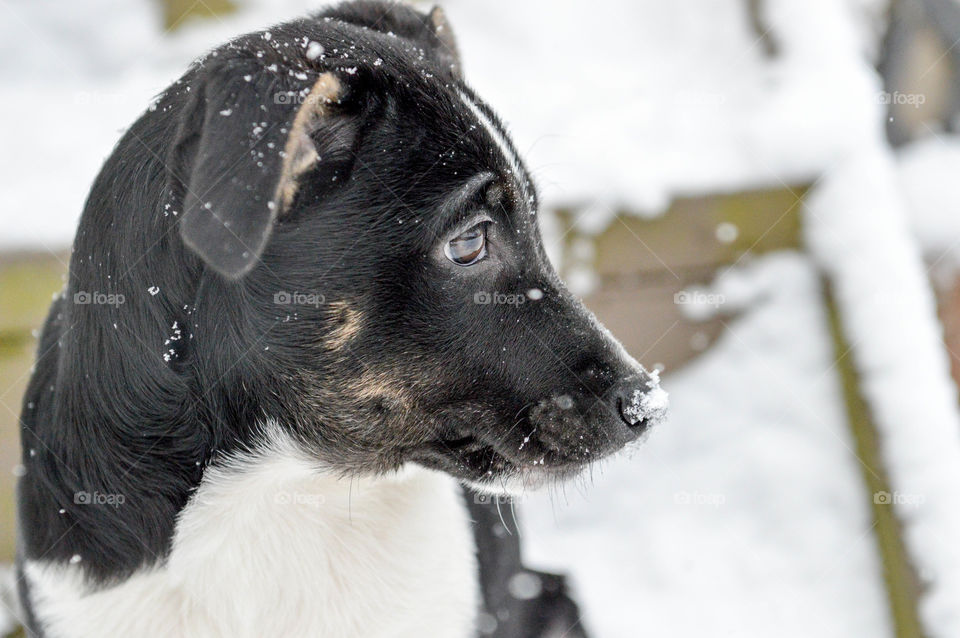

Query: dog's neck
left=24, top=424, right=480, bottom=637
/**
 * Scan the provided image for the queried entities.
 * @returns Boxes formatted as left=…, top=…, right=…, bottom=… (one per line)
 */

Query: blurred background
left=3, top=0, right=960, bottom=636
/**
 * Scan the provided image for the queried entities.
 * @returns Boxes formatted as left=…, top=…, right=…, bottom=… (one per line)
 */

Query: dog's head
left=166, top=1, right=667, bottom=490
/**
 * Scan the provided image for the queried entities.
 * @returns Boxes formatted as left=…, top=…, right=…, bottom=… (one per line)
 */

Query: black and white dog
left=15, top=2, right=667, bottom=636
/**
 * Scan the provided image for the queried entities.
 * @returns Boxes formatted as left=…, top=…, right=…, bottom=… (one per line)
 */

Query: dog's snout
left=607, top=374, right=669, bottom=433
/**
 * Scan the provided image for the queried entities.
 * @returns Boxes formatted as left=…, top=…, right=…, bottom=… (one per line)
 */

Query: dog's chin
left=411, top=435, right=597, bottom=494
left=463, top=463, right=589, bottom=496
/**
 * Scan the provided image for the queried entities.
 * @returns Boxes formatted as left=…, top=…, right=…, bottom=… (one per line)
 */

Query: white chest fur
left=25, top=430, right=479, bottom=637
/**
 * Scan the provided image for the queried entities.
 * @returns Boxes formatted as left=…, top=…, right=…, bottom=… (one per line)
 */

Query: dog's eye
left=444, top=223, right=488, bottom=266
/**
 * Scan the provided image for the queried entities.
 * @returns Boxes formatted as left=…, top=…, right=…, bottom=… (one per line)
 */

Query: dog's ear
left=427, top=6, right=461, bottom=77
left=171, top=69, right=349, bottom=280
left=318, top=3, right=461, bottom=78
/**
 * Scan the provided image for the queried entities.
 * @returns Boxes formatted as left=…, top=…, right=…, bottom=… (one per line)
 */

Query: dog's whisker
left=509, top=500, right=521, bottom=539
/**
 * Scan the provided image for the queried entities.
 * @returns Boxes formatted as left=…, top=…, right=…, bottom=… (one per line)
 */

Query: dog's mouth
left=416, top=440, right=578, bottom=489
left=414, top=418, right=612, bottom=488
left=416, top=432, right=519, bottom=480
left=409, top=376, right=667, bottom=486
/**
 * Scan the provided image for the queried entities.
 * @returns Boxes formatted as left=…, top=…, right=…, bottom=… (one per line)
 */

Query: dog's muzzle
left=523, top=369, right=668, bottom=464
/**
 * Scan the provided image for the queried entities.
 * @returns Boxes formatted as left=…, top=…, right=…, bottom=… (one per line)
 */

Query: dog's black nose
left=607, top=375, right=669, bottom=433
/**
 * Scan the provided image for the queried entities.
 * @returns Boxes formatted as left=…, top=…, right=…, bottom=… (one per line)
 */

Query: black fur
left=17, top=2, right=661, bottom=636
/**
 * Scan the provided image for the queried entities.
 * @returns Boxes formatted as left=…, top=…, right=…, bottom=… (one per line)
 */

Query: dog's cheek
left=289, top=366, right=439, bottom=467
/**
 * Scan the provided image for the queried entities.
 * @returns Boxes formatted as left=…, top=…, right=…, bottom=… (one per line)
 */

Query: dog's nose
left=606, top=375, right=669, bottom=433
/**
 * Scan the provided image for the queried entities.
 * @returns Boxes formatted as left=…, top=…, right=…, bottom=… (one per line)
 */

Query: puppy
left=15, top=2, right=667, bottom=636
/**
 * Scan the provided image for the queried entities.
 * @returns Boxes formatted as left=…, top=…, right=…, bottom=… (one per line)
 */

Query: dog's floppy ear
left=427, top=6, right=461, bottom=77
left=172, top=69, right=346, bottom=280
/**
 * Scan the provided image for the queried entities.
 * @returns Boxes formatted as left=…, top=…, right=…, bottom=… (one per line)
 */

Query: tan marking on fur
left=274, top=73, right=342, bottom=212
left=325, top=301, right=363, bottom=350
left=350, top=369, right=412, bottom=409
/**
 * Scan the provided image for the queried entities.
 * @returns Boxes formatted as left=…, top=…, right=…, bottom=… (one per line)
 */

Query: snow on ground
left=520, top=253, right=890, bottom=638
